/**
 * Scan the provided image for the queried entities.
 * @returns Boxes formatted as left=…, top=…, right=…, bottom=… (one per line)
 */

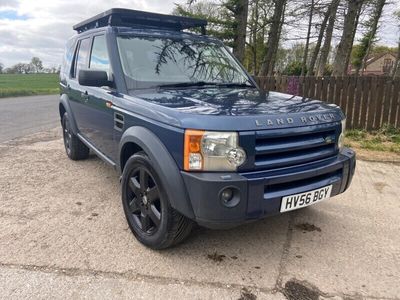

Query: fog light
left=219, top=187, right=240, bottom=208
left=221, top=188, right=234, bottom=203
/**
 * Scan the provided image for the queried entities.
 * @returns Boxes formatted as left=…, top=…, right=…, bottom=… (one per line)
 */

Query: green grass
left=345, top=125, right=400, bottom=154
left=0, top=73, right=59, bottom=98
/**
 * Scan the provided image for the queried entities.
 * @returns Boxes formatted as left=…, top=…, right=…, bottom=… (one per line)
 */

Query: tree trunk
left=332, top=0, right=364, bottom=76
left=258, top=0, right=286, bottom=76
left=232, top=0, right=249, bottom=63
left=360, top=0, right=386, bottom=75
left=269, top=0, right=286, bottom=76
left=317, top=0, right=340, bottom=76
left=346, top=3, right=362, bottom=74
left=301, top=0, right=315, bottom=76
left=307, top=1, right=331, bottom=76
left=251, top=0, right=259, bottom=74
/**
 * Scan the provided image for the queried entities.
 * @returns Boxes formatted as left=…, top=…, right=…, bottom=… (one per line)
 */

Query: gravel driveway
left=0, top=129, right=399, bottom=300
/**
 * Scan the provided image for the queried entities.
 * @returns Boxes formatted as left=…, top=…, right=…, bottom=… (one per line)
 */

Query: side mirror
left=78, top=69, right=112, bottom=87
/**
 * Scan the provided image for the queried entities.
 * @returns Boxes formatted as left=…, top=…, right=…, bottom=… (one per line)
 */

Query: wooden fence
left=255, top=76, right=400, bottom=130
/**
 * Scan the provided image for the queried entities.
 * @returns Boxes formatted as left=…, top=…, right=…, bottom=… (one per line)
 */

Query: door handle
left=81, top=91, right=89, bottom=102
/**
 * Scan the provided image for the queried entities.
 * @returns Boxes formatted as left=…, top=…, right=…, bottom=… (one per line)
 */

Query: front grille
left=254, top=124, right=339, bottom=170
left=265, top=169, right=342, bottom=195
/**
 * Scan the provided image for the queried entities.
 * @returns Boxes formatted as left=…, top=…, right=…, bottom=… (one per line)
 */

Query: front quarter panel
left=119, top=126, right=194, bottom=219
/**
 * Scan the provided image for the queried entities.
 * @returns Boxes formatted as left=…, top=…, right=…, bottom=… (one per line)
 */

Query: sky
left=0, top=0, right=399, bottom=68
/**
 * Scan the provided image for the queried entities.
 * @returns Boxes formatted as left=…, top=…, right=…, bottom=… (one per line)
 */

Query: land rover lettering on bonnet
left=255, top=113, right=337, bottom=127
left=59, top=8, right=356, bottom=249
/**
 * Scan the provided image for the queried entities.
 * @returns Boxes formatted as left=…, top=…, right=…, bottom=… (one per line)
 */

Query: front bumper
left=181, top=148, right=356, bottom=229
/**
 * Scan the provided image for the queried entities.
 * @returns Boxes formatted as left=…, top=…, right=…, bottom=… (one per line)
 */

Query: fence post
left=390, top=78, right=400, bottom=127
left=381, top=78, right=393, bottom=127
left=359, top=77, right=371, bottom=130
left=334, top=77, right=342, bottom=107
left=328, top=76, right=335, bottom=104
left=346, top=76, right=356, bottom=129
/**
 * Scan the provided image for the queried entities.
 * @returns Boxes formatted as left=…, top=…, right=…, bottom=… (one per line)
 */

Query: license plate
left=280, top=185, right=332, bottom=213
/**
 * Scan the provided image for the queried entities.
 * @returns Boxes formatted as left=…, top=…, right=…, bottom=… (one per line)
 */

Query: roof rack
left=73, top=8, right=207, bottom=34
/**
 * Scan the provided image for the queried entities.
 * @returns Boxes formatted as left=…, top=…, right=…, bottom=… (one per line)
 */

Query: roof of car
left=73, top=8, right=207, bottom=34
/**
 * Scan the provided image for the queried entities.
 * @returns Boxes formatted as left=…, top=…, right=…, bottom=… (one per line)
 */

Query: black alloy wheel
left=61, top=112, right=89, bottom=160
left=122, top=152, right=193, bottom=249
left=127, top=167, right=162, bottom=234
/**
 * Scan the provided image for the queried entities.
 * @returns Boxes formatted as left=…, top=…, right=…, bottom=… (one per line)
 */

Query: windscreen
left=117, top=36, right=251, bottom=89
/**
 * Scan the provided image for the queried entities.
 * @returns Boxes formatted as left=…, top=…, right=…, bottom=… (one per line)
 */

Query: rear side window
left=89, top=35, right=110, bottom=72
left=60, top=38, right=75, bottom=81
left=72, top=38, right=91, bottom=79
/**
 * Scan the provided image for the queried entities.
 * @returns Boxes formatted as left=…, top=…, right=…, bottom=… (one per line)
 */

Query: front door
left=68, top=37, right=93, bottom=140
left=80, top=34, right=116, bottom=161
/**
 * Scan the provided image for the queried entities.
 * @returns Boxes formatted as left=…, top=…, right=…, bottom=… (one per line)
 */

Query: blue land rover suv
left=59, top=9, right=356, bottom=249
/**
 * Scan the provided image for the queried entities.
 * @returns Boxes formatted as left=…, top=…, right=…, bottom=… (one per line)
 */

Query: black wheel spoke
left=128, top=198, right=141, bottom=213
left=129, top=177, right=141, bottom=198
left=140, top=214, right=151, bottom=232
left=148, top=204, right=161, bottom=227
left=139, top=168, right=149, bottom=192
left=63, top=119, right=71, bottom=152
left=146, top=186, right=159, bottom=202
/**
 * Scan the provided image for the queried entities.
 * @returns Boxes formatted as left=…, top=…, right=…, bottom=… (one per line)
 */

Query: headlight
left=184, top=130, right=246, bottom=171
left=338, top=118, right=346, bottom=150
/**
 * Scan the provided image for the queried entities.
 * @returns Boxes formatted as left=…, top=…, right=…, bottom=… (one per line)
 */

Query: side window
left=61, top=38, right=75, bottom=81
left=89, top=35, right=110, bottom=72
left=72, top=37, right=91, bottom=79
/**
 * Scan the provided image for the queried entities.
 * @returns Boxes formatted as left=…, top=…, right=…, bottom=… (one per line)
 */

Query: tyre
left=62, top=112, right=90, bottom=160
left=121, top=152, right=193, bottom=249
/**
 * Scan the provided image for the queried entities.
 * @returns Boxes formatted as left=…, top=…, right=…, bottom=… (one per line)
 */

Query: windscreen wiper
left=158, top=81, right=219, bottom=89
left=158, top=81, right=254, bottom=89
left=214, top=82, right=255, bottom=88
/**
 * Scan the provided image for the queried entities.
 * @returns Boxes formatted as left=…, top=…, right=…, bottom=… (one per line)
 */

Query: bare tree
left=317, top=0, right=340, bottom=76
left=359, top=0, right=386, bottom=74
left=8, top=63, right=32, bottom=74
left=31, top=57, right=43, bottom=73
left=307, top=0, right=333, bottom=76
left=0, top=62, right=3, bottom=74
left=300, top=0, right=315, bottom=76
left=350, top=0, right=387, bottom=75
left=247, top=0, right=272, bottom=74
left=258, top=0, right=287, bottom=76
left=332, top=0, right=364, bottom=76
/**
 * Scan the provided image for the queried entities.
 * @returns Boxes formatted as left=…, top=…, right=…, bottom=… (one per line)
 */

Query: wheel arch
left=59, top=94, right=78, bottom=134
left=119, top=126, right=194, bottom=219
left=120, top=142, right=143, bottom=172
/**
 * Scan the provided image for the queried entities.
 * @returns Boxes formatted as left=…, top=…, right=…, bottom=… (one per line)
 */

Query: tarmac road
left=0, top=95, right=59, bottom=143
left=0, top=129, right=399, bottom=299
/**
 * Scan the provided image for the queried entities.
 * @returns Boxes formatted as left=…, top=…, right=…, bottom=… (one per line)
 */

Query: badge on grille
left=325, top=136, right=335, bottom=144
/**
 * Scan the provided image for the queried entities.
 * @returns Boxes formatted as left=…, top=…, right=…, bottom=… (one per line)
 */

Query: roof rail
left=73, top=8, right=207, bottom=34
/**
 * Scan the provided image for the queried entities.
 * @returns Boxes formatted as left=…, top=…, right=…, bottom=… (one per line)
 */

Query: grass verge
left=345, top=125, right=400, bottom=161
left=0, top=74, right=59, bottom=98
